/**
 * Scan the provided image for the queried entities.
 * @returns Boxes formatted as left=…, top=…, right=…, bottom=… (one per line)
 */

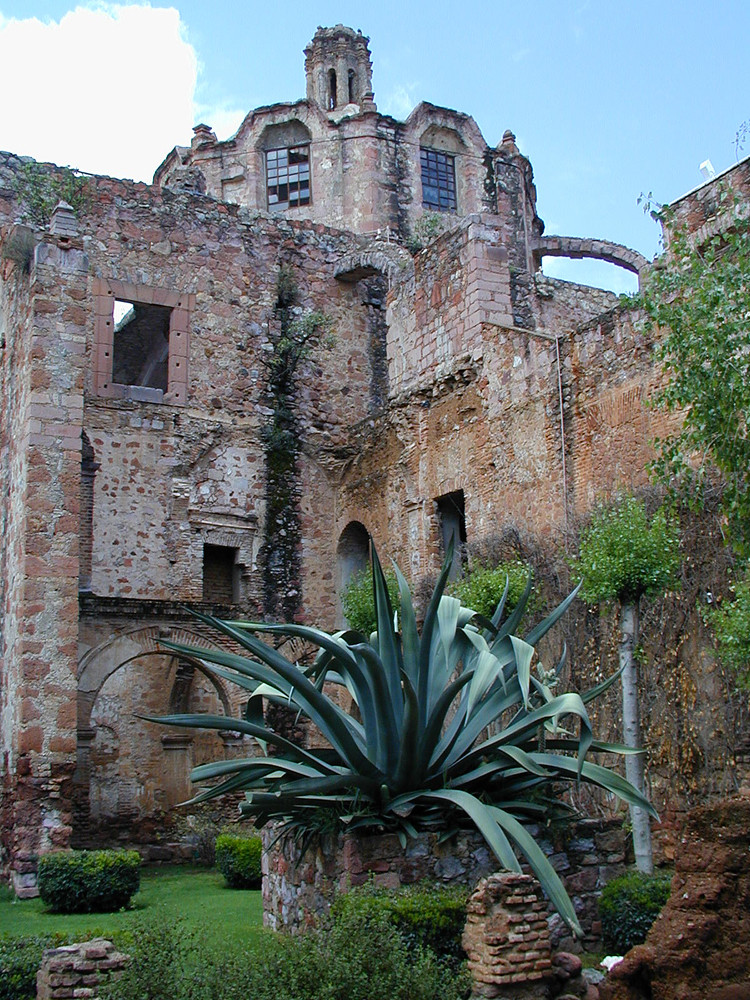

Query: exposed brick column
left=2, top=229, right=88, bottom=894
left=37, top=939, right=130, bottom=1000
left=462, top=872, right=553, bottom=998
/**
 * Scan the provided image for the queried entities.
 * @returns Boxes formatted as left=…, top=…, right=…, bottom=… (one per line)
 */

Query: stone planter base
left=261, top=825, right=493, bottom=932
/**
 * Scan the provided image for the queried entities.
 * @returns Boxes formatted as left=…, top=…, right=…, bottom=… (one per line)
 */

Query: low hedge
left=0, top=934, right=67, bottom=1000
left=215, top=834, right=262, bottom=889
left=330, top=881, right=469, bottom=967
left=38, top=850, right=141, bottom=914
left=599, top=870, right=672, bottom=953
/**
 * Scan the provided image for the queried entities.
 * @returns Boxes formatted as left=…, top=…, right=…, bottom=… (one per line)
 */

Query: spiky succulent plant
left=151, top=544, right=654, bottom=935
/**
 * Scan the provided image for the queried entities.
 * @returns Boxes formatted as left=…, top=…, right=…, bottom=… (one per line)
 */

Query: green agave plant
left=150, top=543, right=654, bottom=936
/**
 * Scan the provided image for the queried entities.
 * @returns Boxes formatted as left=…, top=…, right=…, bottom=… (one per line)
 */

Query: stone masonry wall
left=37, top=939, right=129, bottom=1000
left=262, top=819, right=627, bottom=948
left=0, top=220, right=89, bottom=893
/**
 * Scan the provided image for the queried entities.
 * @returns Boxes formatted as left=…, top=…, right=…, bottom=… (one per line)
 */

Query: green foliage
left=638, top=192, right=750, bottom=554
left=37, top=850, right=141, bottom=914
left=341, top=566, right=401, bottom=634
left=705, top=577, right=750, bottom=688
left=331, top=882, right=469, bottom=968
left=599, top=870, right=672, bottom=952
left=572, top=497, right=681, bottom=605
left=103, top=908, right=469, bottom=1000
left=215, top=833, right=262, bottom=888
left=13, top=161, right=87, bottom=227
left=449, top=560, right=535, bottom=622
left=151, top=541, right=656, bottom=937
left=0, top=934, right=67, bottom=1000
left=406, top=211, right=454, bottom=252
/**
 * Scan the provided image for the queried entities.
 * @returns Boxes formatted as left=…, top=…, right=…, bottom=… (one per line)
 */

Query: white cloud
left=382, top=84, right=417, bottom=121
left=0, top=4, right=198, bottom=182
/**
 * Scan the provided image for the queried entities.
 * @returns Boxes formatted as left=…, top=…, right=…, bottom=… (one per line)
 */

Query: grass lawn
left=0, top=865, right=265, bottom=952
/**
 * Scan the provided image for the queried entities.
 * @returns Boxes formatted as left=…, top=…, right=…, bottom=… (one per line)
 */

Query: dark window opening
left=266, top=146, right=311, bottom=211
left=420, top=148, right=457, bottom=212
left=348, top=69, right=356, bottom=103
left=203, top=544, right=238, bottom=603
left=436, top=490, right=466, bottom=580
left=328, top=68, right=337, bottom=109
left=112, top=300, right=170, bottom=391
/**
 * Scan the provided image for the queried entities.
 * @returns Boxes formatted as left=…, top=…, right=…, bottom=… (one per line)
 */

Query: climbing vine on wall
left=261, top=265, right=332, bottom=621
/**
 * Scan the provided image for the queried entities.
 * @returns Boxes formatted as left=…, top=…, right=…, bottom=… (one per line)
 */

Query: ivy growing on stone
left=261, top=266, right=332, bottom=620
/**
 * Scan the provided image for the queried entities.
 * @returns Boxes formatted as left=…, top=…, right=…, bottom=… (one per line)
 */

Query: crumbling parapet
left=462, top=872, right=553, bottom=998
left=37, top=939, right=129, bottom=1000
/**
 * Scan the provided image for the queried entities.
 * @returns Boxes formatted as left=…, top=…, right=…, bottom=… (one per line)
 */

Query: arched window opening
left=337, top=521, right=370, bottom=613
left=328, top=69, right=337, bottom=109
left=348, top=69, right=356, bottom=104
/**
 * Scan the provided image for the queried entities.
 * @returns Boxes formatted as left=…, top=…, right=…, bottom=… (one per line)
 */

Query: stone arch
left=257, top=119, right=312, bottom=151
left=531, top=235, right=648, bottom=277
left=77, top=625, right=232, bottom=729
left=74, top=626, right=239, bottom=847
left=334, top=245, right=413, bottom=284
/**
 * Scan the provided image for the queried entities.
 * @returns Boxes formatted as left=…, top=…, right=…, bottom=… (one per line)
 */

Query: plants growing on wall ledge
left=148, top=542, right=655, bottom=937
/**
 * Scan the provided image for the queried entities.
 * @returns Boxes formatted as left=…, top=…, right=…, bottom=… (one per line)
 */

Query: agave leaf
left=487, top=805, right=582, bottom=936
left=524, top=580, right=582, bottom=647
left=392, top=562, right=420, bottom=688
left=388, top=788, right=521, bottom=874
left=190, top=756, right=328, bottom=783
left=529, top=753, right=658, bottom=817
left=371, top=544, right=404, bottom=709
left=140, top=712, right=340, bottom=772
left=394, top=672, right=421, bottom=790
left=160, top=628, right=378, bottom=778
left=490, top=573, right=511, bottom=628
left=581, top=667, right=623, bottom=704
left=418, top=540, right=455, bottom=718
left=494, top=572, right=533, bottom=642
left=510, top=635, right=534, bottom=710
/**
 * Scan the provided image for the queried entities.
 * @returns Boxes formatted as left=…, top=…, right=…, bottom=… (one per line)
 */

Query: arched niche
left=337, top=521, right=370, bottom=605
left=257, top=119, right=312, bottom=151
left=419, top=124, right=466, bottom=155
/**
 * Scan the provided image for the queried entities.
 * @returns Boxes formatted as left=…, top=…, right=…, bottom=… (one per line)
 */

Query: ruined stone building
left=1, top=25, right=748, bottom=895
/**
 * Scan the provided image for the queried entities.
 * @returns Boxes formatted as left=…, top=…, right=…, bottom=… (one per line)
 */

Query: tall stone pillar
left=0, top=208, right=89, bottom=894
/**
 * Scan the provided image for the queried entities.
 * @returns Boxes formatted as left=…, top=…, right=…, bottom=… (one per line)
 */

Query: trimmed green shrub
left=341, top=567, right=400, bottom=635
left=331, top=882, right=469, bottom=968
left=38, top=850, right=141, bottom=914
left=449, top=560, right=535, bottom=621
left=599, top=870, right=672, bottom=952
left=0, top=935, right=67, bottom=1000
left=102, top=909, right=470, bottom=1000
left=215, top=834, right=262, bottom=889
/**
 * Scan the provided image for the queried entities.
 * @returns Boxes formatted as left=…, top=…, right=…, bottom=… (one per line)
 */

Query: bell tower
left=305, top=25, right=374, bottom=112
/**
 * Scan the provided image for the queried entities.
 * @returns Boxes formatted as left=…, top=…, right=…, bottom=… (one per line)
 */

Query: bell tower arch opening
left=305, top=25, right=373, bottom=111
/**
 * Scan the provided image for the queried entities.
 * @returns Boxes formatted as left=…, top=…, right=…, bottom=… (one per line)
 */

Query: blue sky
left=1, top=1, right=748, bottom=291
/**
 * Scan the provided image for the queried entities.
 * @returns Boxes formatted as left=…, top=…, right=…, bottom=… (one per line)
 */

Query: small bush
left=599, top=870, right=672, bottom=952
left=103, top=909, right=470, bottom=1000
left=331, top=882, right=469, bottom=968
left=449, top=560, right=534, bottom=622
left=341, top=567, right=401, bottom=635
left=215, top=834, right=262, bottom=889
left=0, top=934, right=67, bottom=1000
left=38, top=850, right=141, bottom=914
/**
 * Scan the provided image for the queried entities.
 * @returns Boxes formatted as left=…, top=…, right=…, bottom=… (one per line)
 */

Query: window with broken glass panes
left=266, top=145, right=311, bottom=210
left=420, top=148, right=457, bottom=211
